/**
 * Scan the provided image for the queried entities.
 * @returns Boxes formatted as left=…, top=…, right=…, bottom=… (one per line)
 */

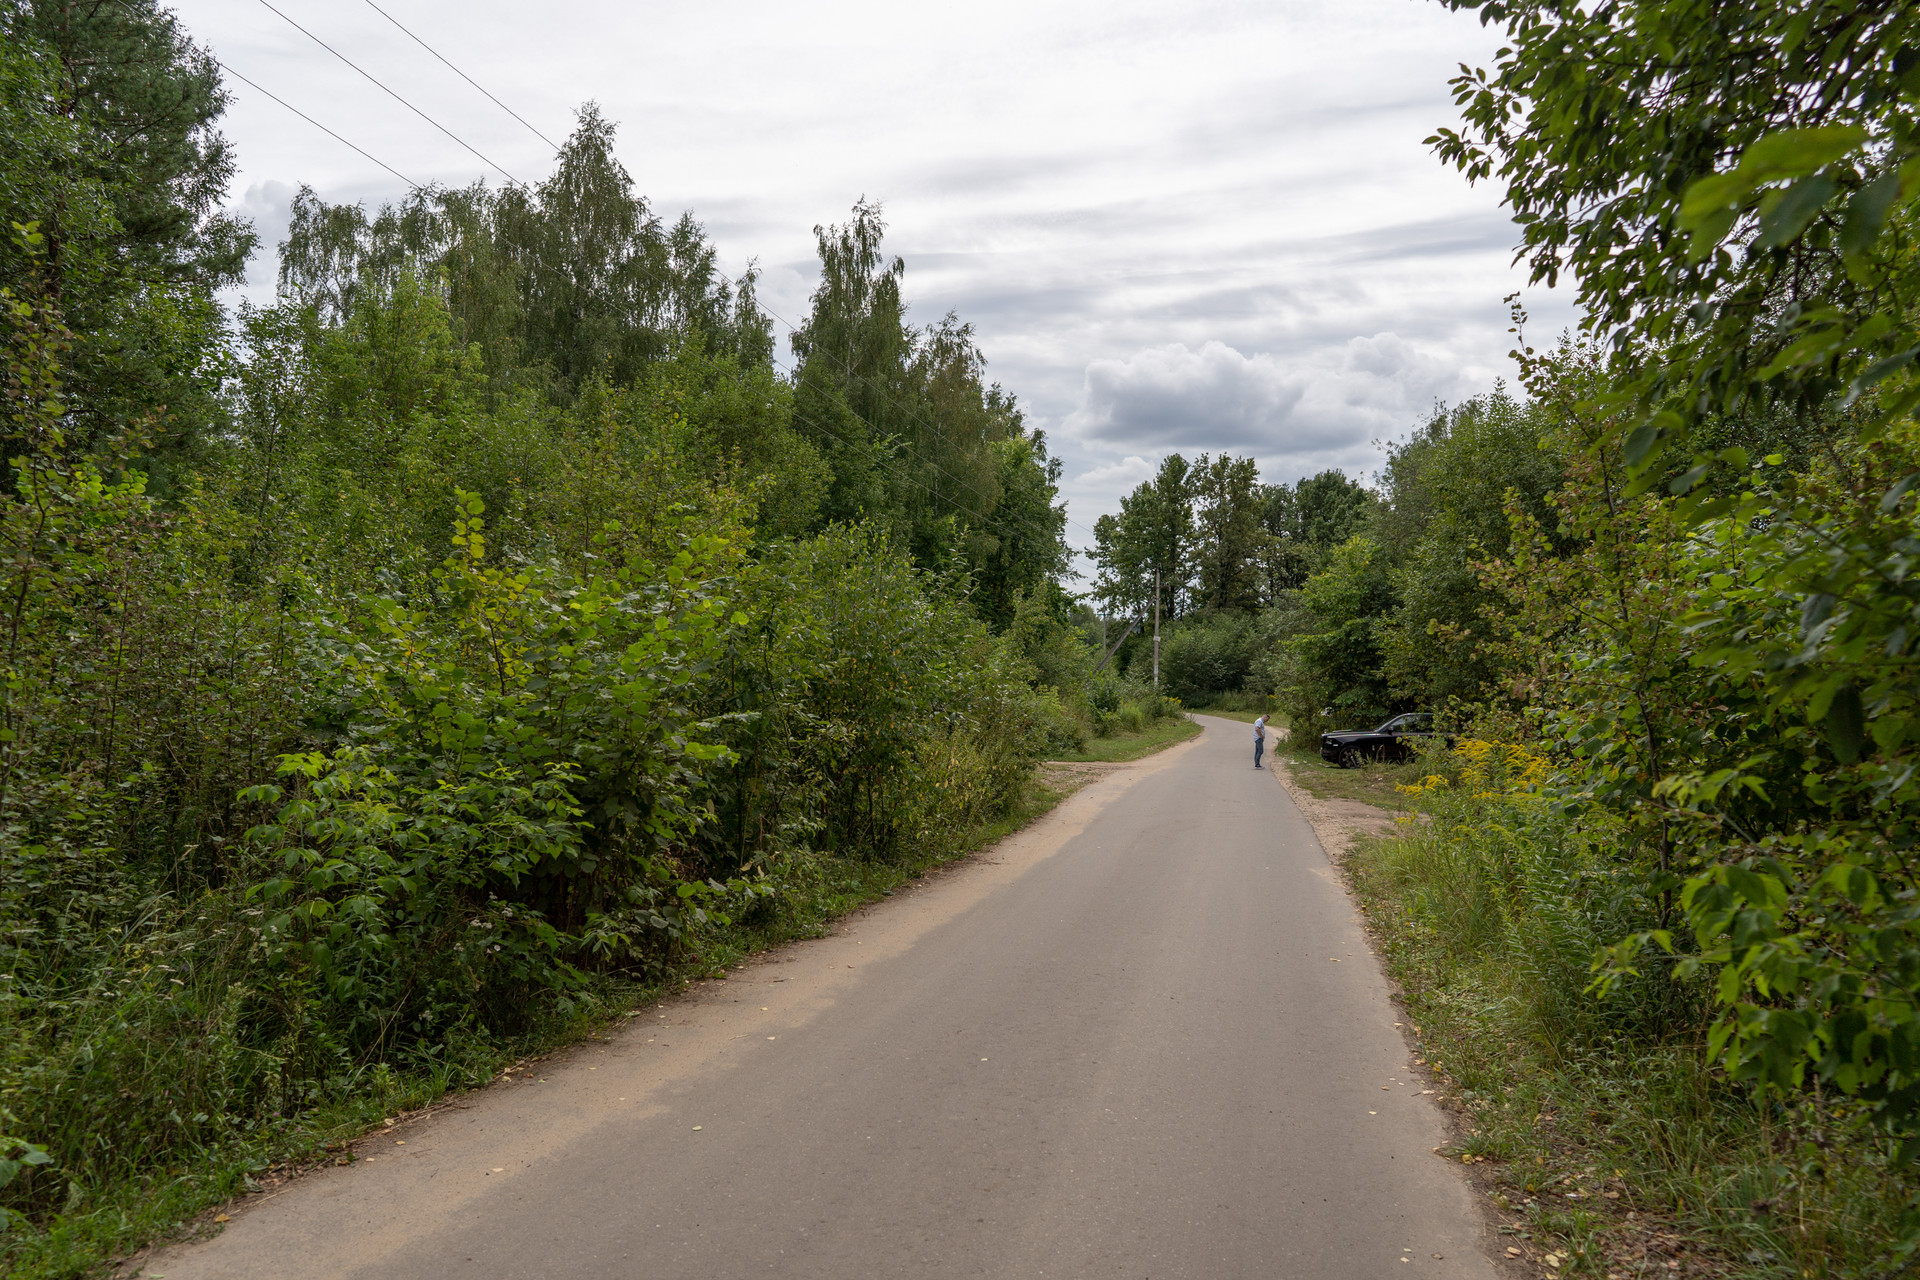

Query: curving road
left=135, top=715, right=1497, bottom=1280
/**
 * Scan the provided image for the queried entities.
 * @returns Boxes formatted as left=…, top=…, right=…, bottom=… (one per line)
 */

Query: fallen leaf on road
left=213, top=1214, right=230, bottom=1223
left=692, top=1125, right=703, bottom=1131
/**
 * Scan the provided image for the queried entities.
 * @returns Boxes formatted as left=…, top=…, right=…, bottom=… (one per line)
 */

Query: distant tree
left=1189, top=452, right=1267, bottom=613
left=1254, top=469, right=1376, bottom=600
left=1091, top=453, right=1195, bottom=620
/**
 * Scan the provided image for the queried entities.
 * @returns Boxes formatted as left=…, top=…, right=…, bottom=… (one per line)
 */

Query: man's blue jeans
left=1254, top=737, right=1264, bottom=768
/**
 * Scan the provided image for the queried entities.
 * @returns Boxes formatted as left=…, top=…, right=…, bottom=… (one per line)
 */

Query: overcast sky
left=176, top=0, right=1573, bottom=552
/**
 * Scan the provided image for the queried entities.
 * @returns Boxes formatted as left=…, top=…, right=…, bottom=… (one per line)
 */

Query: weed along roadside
left=1268, top=741, right=1917, bottom=1277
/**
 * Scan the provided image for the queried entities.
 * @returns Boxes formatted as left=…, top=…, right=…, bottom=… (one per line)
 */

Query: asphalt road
left=137, top=715, right=1498, bottom=1280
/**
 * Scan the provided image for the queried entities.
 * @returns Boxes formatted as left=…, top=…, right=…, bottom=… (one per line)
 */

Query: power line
left=316, top=3, right=1084, bottom=546
left=213, top=17, right=1074, bottom=553
left=218, top=61, right=419, bottom=188
left=357, top=0, right=560, bottom=151
left=253, top=0, right=523, bottom=185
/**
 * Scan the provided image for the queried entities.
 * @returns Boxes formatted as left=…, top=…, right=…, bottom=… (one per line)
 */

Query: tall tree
left=1091, top=454, right=1195, bottom=620
left=789, top=199, right=913, bottom=527
left=278, top=105, right=768, bottom=402
left=1190, top=453, right=1267, bottom=613
left=790, top=200, right=1059, bottom=596
left=1, top=0, right=254, bottom=479
left=1254, top=469, right=1376, bottom=600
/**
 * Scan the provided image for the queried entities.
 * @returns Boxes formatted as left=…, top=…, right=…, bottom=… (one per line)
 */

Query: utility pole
left=1153, top=567, right=1161, bottom=690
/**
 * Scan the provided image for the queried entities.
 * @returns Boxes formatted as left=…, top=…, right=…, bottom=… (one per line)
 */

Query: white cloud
left=1060, top=333, right=1479, bottom=501
left=1067, top=341, right=1307, bottom=452
left=233, top=180, right=298, bottom=294
left=171, top=0, right=1573, bottom=542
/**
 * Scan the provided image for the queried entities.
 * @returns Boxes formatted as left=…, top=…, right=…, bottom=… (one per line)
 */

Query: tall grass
left=1349, top=778, right=1917, bottom=1277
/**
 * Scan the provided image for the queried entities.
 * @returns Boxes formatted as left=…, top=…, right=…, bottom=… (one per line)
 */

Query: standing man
left=1253, top=713, right=1268, bottom=769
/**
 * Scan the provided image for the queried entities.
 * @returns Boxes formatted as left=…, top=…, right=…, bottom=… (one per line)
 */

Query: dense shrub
left=0, top=278, right=1065, bottom=1249
left=1155, top=613, right=1262, bottom=706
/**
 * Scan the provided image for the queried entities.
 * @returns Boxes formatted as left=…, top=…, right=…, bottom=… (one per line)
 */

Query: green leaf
left=1841, top=170, right=1903, bottom=255
left=1755, top=175, right=1836, bottom=249
left=1736, top=126, right=1868, bottom=184
left=1623, top=424, right=1660, bottom=467
left=1880, top=471, right=1920, bottom=514
left=1827, top=685, right=1865, bottom=765
left=1759, top=327, right=1848, bottom=379
left=1668, top=464, right=1711, bottom=495
left=1679, top=172, right=1753, bottom=226
left=1685, top=206, right=1738, bottom=260
left=1847, top=346, right=1919, bottom=405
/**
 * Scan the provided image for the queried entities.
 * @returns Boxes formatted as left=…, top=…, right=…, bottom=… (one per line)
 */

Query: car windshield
left=1378, top=714, right=1430, bottom=733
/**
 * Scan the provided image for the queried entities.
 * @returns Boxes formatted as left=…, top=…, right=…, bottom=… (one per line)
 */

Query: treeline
left=1085, top=391, right=1558, bottom=731
left=0, top=1, right=1124, bottom=1265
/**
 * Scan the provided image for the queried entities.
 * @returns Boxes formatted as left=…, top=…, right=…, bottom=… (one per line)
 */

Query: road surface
left=136, top=715, right=1498, bottom=1279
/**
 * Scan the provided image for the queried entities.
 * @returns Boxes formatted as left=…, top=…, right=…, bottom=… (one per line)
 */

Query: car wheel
left=1338, top=745, right=1364, bottom=769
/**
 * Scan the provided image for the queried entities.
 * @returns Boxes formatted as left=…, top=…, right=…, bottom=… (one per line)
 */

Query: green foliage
left=0, top=0, right=253, bottom=477
left=1428, top=2, right=1920, bottom=1213
left=1353, top=771, right=1914, bottom=1275
left=1266, top=536, right=1399, bottom=736
left=1092, top=453, right=1196, bottom=619
left=0, top=42, right=1075, bottom=1268
left=1190, top=454, right=1268, bottom=613
left=787, top=201, right=1065, bottom=589
left=279, top=106, right=763, bottom=400
left=1155, top=612, right=1264, bottom=706
left=1377, top=388, right=1568, bottom=709
left=1432, top=0, right=1920, bottom=493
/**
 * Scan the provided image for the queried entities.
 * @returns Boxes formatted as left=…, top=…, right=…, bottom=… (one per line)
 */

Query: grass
left=1270, top=739, right=1424, bottom=812
left=19, top=774, right=1075, bottom=1280
left=1337, top=793, right=1917, bottom=1278
left=1052, top=714, right=1202, bottom=763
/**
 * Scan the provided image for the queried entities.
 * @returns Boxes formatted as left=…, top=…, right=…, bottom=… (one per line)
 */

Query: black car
left=1320, top=713, right=1439, bottom=768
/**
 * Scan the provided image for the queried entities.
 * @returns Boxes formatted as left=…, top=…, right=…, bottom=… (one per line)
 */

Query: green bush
left=1355, top=751, right=1911, bottom=1274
